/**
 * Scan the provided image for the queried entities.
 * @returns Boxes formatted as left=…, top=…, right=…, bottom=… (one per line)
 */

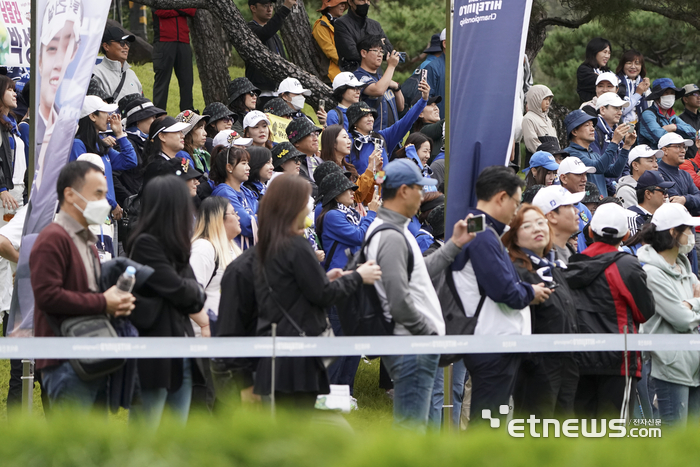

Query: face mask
left=659, top=95, right=675, bottom=110
left=679, top=231, right=695, bottom=255
left=291, top=95, right=306, bottom=111
left=355, top=3, right=369, bottom=17
left=72, top=189, right=112, bottom=225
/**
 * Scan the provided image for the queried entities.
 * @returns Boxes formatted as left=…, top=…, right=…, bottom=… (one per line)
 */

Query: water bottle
left=116, top=266, right=136, bottom=294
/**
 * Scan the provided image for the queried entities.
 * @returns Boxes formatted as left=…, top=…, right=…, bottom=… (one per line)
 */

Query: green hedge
left=0, top=408, right=693, bottom=467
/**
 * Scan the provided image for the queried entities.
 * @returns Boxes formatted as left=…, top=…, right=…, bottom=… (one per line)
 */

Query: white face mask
left=72, top=189, right=112, bottom=225
left=659, top=95, right=676, bottom=110
left=679, top=231, right=695, bottom=255
left=290, top=95, right=306, bottom=111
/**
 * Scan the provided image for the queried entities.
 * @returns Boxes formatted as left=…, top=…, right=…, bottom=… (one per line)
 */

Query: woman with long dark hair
left=70, top=95, right=138, bottom=225
left=319, top=124, right=379, bottom=205
left=391, top=133, right=436, bottom=192
left=576, top=37, right=612, bottom=103
left=502, top=204, right=578, bottom=418
left=210, top=146, right=257, bottom=249
left=615, top=49, right=651, bottom=125
left=253, top=174, right=381, bottom=409
left=243, top=111, right=274, bottom=150
left=0, top=75, right=26, bottom=214
left=127, top=175, right=206, bottom=425
left=242, top=146, right=274, bottom=200
left=524, top=151, right=559, bottom=188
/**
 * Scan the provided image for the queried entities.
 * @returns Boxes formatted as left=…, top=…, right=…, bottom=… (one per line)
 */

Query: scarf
left=193, top=147, right=211, bottom=173
left=521, top=247, right=566, bottom=284
left=352, top=131, right=372, bottom=152
left=622, top=74, right=641, bottom=101
left=336, top=202, right=361, bottom=226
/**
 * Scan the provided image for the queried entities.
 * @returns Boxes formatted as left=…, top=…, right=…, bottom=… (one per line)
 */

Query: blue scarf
left=521, top=247, right=566, bottom=283
left=336, top=202, right=361, bottom=226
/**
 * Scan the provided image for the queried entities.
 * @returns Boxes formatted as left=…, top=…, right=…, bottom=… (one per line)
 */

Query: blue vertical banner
left=445, top=0, right=532, bottom=235
left=7, top=0, right=111, bottom=336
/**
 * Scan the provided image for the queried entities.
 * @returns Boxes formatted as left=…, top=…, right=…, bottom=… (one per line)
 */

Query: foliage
left=536, top=11, right=700, bottom=110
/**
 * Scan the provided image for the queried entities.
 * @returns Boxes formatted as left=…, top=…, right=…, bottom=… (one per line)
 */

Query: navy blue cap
left=525, top=151, right=559, bottom=173
left=564, top=109, right=596, bottom=136
left=648, top=78, right=684, bottom=101
left=637, top=170, right=675, bottom=190
left=384, top=159, right=438, bottom=189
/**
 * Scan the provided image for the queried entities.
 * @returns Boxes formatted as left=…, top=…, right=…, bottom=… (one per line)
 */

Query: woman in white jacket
left=638, top=203, right=700, bottom=426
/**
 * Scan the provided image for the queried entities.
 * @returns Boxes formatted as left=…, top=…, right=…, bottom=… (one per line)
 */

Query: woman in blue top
left=345, top=79, right=430, bottom=175
left=210, top=146, right=257, bottom=250
left=243, top=146, right=274, bottom=203
left=69, top=95, right=138, bottom=217
left=316, top=171, right=380, bottom=271
left=0, top=76, right=26, bottom=212
left=326, top=72, right=365, bottom=130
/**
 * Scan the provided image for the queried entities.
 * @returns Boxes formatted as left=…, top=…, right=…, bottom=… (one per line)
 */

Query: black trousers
left=514, top=354, right=579, bottom=419
left=575, top=374, right=638, bottom=419
left=152, top=41, right=194, bottom=112
left=463, top=353, right=521, bottom=424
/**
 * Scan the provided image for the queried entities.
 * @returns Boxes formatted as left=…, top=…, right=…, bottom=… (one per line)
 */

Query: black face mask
left=354, top=3, right=369, bottom=17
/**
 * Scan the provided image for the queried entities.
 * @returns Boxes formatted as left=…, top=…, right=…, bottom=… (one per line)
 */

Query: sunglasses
left=649, top=187, right=668, bottom=195
left=110, top=40, right=131, bottom=48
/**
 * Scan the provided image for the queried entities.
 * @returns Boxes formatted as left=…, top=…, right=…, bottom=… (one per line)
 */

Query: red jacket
left=30, top=223, right=106, bottom=370
left=153, top=9, right=196, bottom=43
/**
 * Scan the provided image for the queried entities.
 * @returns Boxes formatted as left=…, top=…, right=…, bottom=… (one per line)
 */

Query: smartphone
left=318, top=99, right=326, bottom=111
left=372, top=137, right=384, bottom=150
left=545, top=281, right=560, bottom=290
left=421, top=69, right=428, bottom=82
left=397, top=52, right=407, bottom=63
left=627, top=122, right=635, bottom=134
left=467, top=214, right=486, bottom=234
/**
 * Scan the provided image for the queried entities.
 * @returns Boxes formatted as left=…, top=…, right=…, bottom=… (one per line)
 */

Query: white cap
left=596, top=92, right=630, bottom=109
left=212, top=130, right=253, bottom=148
left=276, top=77, right=311, bottom=97
left=532, top=185, right=585, bottom=215
left=651, top=203, right=700, bottom=231
left=590, top=203, right=634, bottom=238
left=440, top=28, right=446, bottom=41
left=628, top=144, right=663, bottom=163
left=658, top=132, right=694, bottom=149
left=41, top=0, right=82, bottom=46
left=595, top=72, right=619, bottom=87
left=557, top=157, right=596, bottom=176
left=76, top=153, right=105, bottom=173
left=80, top=95, right=118, bottom=119
left=243, top=110, right=270, bottom=130
left=332, top=72, right=364, bottom=91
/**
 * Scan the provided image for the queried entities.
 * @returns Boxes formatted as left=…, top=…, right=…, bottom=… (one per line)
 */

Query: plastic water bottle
left=116, top=266, right=136, bottom=294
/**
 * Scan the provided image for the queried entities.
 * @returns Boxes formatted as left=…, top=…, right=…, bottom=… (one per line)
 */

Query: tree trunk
left=549, top=101, right=570, bottom=149
left=189, top=9, right=230, bottom=106
left=276, top=1, right=323, bottom=79
left=137, top=0, right=333, bottom=107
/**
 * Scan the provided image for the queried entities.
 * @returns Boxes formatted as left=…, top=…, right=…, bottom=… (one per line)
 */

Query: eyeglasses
left=688, top=92, right=700, bottom=98
left=218, top=116, right=233, bottom=123
left=367, top=48, right=383, bottom=55
left=667, top=144, right=687, bottom=151
left=110, top=40, right=131, bottom=48
left=248, top=91, right=258, bottom=97
left=519, top=219, right=548, bottom=232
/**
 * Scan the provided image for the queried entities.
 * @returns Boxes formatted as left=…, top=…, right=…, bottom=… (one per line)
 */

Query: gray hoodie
left=615, top=175, right=638, bottom=208
left=638, top=244, right=700, bottom=386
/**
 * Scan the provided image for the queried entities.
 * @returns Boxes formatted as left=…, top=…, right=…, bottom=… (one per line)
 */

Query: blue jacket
left=424, top=53, right=445, bottom=118
left=639, top=104, right=696, bottom=149
left=326, top=106, right=349, bottom=131
left=317, top=207, right=376, bottom=270
left=354, top=66, right=400, bottom=132
left=419, top=54, right=438, bottom=70
left=69, top=136, right=138, bottom=209
left=407, top=216, right=434, bottom=253
left=658, top=159, right=700, bottom=215
left=211, top=183, right=258, bottom=247
left=564, top=142, right=629, bottom=197
left=575, top=201, right=592, bottom=254
left=348, top=98, right=427, bottom=175
left=451, top=209, right=535, bottom=309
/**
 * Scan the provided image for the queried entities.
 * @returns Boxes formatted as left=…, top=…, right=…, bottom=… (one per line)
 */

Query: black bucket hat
left=426, top=203, right=445, bottom=238
left=119, top=94, right=166, bottom=127
left=536, top=136, right=569, bottom=157
left=314, top=160, right=344, bottom=188
left=320, top=171, right=357, bottom=206
left=227, top=77, right=260, bottom=107
left=582, top=181, right=603, bottom=205
left=346, top=101, right=378, bottom=129
left=271, top=142, right=305, bottom=170
left=203, top=102, right=236, bottom=125
left=286, top=117, right=321, bottom=145
left=263, top=97, right=296, bottom=118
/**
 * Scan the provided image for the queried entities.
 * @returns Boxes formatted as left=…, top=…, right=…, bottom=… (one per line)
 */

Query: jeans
left=635, top=357, right=657, bottom=420
left=652, top=377, right=700, bottom=426
left=131, top=358, right=193, bottom=425
left=428, top=360, right=468, bottom=429
left=381, top=353, right=440, bottom=432
left=41, top=361, right=107, bottom=410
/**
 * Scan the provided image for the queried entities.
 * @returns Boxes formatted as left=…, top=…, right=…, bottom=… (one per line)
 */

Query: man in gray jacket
left=91, top=26, right=143, bottom=103
left=365, top=159, right=474, bottom=431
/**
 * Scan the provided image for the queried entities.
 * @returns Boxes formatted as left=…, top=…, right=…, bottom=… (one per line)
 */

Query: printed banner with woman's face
left=7, top=0, right=110, bottom=336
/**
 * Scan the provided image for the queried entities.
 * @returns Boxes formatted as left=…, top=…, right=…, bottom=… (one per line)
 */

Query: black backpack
left=335, top=223, right=414, bottom=336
